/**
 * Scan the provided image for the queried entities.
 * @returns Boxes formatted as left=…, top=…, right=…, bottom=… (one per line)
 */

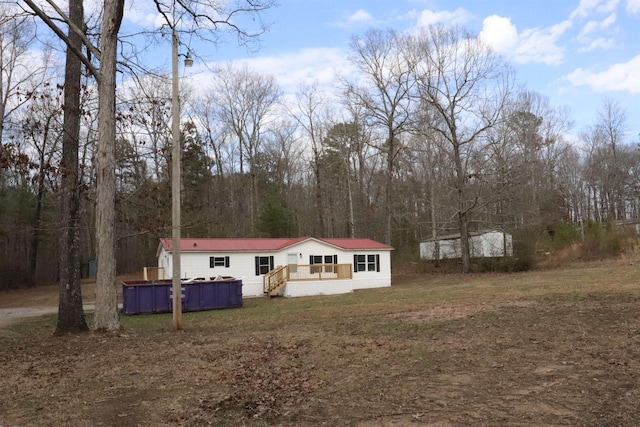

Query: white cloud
left=571, top=0, right=620, bottom=19
left=576, top=13, right=618, bottom=51
left=479, top=15, right=573, bottom=66
left=333, top=8, right=377, bottom=28
left=228, top=47, right=354, bottom=90
left=627, top=0, right=640, bottom=13
left=396, top=9, right=420, bottom=22
left=578, top=12, right=617, bottom=38
left=577, top=37, right=616, bottom=52
left=348, top=9, right=374, bottom=23
left=514, top=20, right=573, bottom=65
left=415, top=7, right=472, bottom=27
left=185, top=47, right=353, bottom=116
left=565, top=54, right=640, bottom=93
left=599, top=0, right=622, bottom=13
left=571, top=0, right=603, bottom=18
left=479, top=15, right=519, bottom=55
left=123, top=0, right=165, bottom=28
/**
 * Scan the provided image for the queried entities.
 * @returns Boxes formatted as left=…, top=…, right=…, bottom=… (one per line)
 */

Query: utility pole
left=171, top=27, right=182, bottom=330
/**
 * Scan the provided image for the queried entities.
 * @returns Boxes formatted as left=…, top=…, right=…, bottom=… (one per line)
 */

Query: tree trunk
left=385, top=134, right=394, bottom=245
left=453, top=142, right=471, bottom=273
left=56, top=0, right=88, bottom=334
left=346, top=169, right=355, bottom=238
left=458, top=210, right=471, bottom=273
left=94, top=0, right=123, bottom=331
left=313, top=155, right=325, bottom=236
left=429, top=179, right=439, bottom=265
left=29, top=171, right=45, bottom=286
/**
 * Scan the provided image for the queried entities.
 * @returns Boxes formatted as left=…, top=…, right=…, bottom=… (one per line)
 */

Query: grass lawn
left=1, top=260, right=639, bottom=426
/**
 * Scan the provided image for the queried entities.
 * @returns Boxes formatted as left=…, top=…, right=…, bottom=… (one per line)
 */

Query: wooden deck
left=263, top=264, right=352, bottom=296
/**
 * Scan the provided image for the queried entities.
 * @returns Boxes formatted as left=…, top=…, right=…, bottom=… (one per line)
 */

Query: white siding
left=420, top=231, right=513, bottom=260
left=158, top=250, right=171, bottom=273
left=419, top=239, right=460, bottom=260
left=158, top=239, right=392, bottom=297
left=350, top=250, right=391, bottom=290
left=282, top=279, right=353, bottom=297
left=478, top=231, right=512, bottom=257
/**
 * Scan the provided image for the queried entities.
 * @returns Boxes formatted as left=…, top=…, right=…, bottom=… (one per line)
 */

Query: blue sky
left=128, top=0, right=639, bottom=142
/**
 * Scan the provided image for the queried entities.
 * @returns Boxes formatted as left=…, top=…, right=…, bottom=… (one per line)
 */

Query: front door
left=287, top=253, right=298, bottom=274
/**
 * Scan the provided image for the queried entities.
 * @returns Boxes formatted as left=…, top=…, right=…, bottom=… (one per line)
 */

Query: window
left=209, top=256, right=229, bottom=268
left=255, top=256, right=274, bottom=275
left=353, top=254, right=380, bottom=273
left=310, top=255, right=323, bottom=265
left=310, top=255, right=337, bottom=273
left=367, top=254, right=377, bottom=271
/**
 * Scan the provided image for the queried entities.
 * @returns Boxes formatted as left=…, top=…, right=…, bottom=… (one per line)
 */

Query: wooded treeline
left=1, top=15, right=639, bottom=287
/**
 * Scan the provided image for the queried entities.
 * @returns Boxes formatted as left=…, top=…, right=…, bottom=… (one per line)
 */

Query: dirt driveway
left=0, top=305, right=102, bottom=328
left=0, top=306, right=58, bottom=328
left=0, top=276, right=131, bottom=328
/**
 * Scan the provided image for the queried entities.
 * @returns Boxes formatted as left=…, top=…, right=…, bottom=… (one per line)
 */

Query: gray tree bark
left=94, top=0, right=124, bottom=331
left=56, top=0, right=88, bottom=334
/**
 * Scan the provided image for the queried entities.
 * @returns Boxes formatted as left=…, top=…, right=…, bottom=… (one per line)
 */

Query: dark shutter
left=333, top=255, right=337, bottom=264
left=376, top=254, right=380, bottom=272
left=269, top=256, right=274, bottom=270
left=225, top=256, right=230, bottom=268
left=353, top=255, right=357, bottom=272
left=210, top=257, right=215, bottom=268
left=255, top=257, right=260, bottom=276
left=309, top=255, right=314, bottom=265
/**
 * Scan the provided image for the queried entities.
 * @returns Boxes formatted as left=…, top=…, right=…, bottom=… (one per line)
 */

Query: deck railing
left=143, top=267, right=166, bottom=281
left=263, top=264, right=352, bottom=296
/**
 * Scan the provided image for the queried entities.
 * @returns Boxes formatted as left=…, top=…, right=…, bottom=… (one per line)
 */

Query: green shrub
left=579, top=221, right=625, bottom=260
left=552, top=223, right=580, bottom=247
left=584, top=219, right=604, bottom=239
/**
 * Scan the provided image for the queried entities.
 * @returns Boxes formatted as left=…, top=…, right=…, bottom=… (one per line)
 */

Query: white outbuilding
left=420, top=230, right=513, bottom=261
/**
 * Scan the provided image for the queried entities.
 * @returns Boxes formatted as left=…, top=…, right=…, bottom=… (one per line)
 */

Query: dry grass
left=1, top=260, right=640, bottom=426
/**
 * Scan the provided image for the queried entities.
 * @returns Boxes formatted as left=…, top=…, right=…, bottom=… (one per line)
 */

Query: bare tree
left=341, top=98, right=378, bottom=236
left=192, top=90, right=228, bottom=178
left=502, top=90, right=574, bottom=229
left=0, top=9, right=43, bottom=144
left=483, top=104, right=528, bottom=230
left=18, top=82, right=63, bottom=285
left=414, top=25, right=514, bottom=273
left=596, top=98, right=628, bottom=220
left=263, top=119, right=303, bottom=195
left=211, top=62, right=280, bottom=233
left=322, top=123, right=355, bottom=237
left=290, top=82, right=330, bottom=236
left=344, top=29, right=417, bottom=245
left=0, top=8, right=52, bottom=197
left=581, top=100, right=634, bottom=223
left=408, top=112, right=451, bottom=261
left=121, top=74, right=172, bottom=181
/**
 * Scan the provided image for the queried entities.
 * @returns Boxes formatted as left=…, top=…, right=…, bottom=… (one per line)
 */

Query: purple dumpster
left=122, top=278, right=243, bottom=315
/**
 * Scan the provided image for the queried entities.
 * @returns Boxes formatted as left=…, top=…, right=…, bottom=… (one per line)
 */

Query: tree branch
left=22, top=0, right=100, bottom=80
left=43, top=0, right=102, bottom=61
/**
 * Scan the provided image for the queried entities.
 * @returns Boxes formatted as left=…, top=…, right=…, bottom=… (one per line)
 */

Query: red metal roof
left=320, top=238, right=393, bottom=250
left=159, top=237, right=393, bottom=252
